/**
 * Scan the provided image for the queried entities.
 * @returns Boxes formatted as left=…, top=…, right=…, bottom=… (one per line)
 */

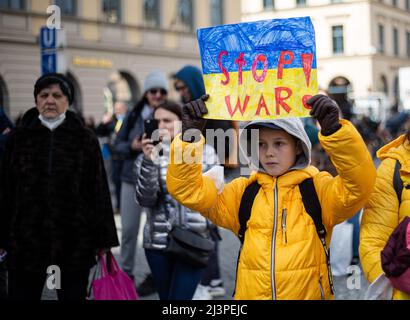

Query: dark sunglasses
left=149, top=88, right=167, bottom=95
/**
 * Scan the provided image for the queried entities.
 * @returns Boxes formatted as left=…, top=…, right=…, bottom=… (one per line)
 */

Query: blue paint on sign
left=197, top=17, right=316, bottom=74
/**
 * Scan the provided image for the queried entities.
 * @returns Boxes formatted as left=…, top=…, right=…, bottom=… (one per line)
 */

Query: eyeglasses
left=148, top=88, right=167, bottom=96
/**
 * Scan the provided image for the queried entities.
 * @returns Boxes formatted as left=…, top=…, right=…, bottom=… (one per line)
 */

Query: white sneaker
left=207, top=279, right=226, bottom=298
left=192, top=284, right=213, bottom=300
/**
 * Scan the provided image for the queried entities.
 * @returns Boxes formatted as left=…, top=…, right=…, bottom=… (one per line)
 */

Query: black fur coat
left=0, top=108, right=119, bottom=272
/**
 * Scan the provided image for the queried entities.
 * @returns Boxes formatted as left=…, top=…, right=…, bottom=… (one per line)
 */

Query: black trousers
left=8, top=268, right=90, bottom=301
left=0, top=262, right=7, bottom=300
left=201, top=228, right=222, bottom=285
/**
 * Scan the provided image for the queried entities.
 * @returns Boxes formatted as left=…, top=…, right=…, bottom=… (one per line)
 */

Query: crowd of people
left=0, top=67, right=409, bottom=300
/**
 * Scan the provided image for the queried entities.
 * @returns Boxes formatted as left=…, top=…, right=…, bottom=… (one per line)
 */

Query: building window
left=178, top=0, right=194, bottom=32
left=210, top=0, right=223, bottom=26
left=144, top=0, right=160, bottom=28
left=394, top=75, right=399, bottom=100
left=332, top=25, right=344, bottom=54
left=380, top=75, right=388, bottom=95
left=263, top=0, right=275, bottom=9
left=54, top=0, right=77, bottom=16
left=0, top=0, right=25, bottom=10
left=378, top=24, right=385, bottom=54
left=393, top=28, right=399, bottom=56
left=102, top=0, right=121, bottom=23
left=406, top=0, right=410, bottom=11
left=407, top=31, right=410, bottom=58
left=331, top=0, right=343, bottom=3
left=392, top=0, right=397, bottom=6
left=296, top=0, right=307, bottom=7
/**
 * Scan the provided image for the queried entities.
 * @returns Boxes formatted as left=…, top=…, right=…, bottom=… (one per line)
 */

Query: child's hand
left=181, top=94, right=209, bottom=142
left=307, top=94, right=342, bottom=136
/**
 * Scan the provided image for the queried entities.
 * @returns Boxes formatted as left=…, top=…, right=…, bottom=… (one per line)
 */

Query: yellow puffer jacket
left=167, top=120, right=376, bottom=300
left=360, top=135, right=410, bottom=300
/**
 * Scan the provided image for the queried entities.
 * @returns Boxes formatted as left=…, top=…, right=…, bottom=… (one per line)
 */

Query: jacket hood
left=239, top=117, right=312, bottom=175
left=377, top=135, right=408, bottom=163
left=377, top=134, right=410, bottom=187
left=174, top=66, right=205, bottom=100
left=19, top=107, right=84, bottom=130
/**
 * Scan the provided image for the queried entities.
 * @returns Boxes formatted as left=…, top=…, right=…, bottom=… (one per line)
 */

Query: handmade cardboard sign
left=197, top=17, right=318, bottom=121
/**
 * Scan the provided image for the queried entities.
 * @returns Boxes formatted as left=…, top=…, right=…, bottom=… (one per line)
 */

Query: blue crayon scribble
left=197, top=17, right=316, bottom=74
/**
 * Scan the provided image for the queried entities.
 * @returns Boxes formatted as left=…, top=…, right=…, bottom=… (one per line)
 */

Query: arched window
left=104, top=71, right=140, bottom=114
left=328, top=76, right=353, bottom=120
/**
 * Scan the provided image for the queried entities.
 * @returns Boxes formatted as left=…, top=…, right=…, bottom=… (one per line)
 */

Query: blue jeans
left=145, top=249, right=203, bottom=300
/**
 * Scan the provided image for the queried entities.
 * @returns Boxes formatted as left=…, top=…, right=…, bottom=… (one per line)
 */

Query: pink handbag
left=92, top=251, right=139, bottom=300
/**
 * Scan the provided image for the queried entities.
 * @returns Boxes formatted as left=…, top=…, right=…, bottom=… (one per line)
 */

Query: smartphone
left=144, top=119, right=159, bottom=144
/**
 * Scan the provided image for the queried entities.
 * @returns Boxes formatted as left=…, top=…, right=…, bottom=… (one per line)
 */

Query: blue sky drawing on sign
left=197, top=17, right=316, bottom=74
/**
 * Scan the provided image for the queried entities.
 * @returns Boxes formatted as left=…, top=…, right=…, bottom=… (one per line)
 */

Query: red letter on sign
left=275, top=87, right=292, bottom=115
left=277, top=51, right=294, bottom=80
left=301, top=54, right=313, bottom=87
left=252, top=54, right=268, bottom=83
left=302, top=95, right=313, bottom=109
left=225, top=95, right=250, bottom=117
left=256, top=94, right=270, bottom=116
left=235, top=53, right=246, bottom=85
left=218, top=51, right=230, bottom=85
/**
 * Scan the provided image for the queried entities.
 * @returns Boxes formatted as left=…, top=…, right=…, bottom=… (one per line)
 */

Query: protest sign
left=197, top=17, right=318, bottom=121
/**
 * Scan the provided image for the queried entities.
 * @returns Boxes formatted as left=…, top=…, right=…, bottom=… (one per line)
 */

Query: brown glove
left=181, top=94, right=209, bottom=142
left=307, top=94, right=342, bottom=136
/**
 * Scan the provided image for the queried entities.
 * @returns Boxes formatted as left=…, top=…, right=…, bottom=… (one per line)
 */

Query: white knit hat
left=143, top=71, right=168, bottom=93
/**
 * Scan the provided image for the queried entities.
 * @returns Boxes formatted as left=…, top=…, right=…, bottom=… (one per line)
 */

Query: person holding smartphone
left=113, top=71, right=168, bottom=291
left=134, top=101, right=218, bottom=300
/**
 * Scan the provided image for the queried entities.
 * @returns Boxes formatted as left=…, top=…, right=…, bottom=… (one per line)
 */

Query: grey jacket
left=135, top=141, right=218, bottom=250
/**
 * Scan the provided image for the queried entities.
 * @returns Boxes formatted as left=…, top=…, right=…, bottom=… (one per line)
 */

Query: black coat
left=0, top=108, right=119, bottom=272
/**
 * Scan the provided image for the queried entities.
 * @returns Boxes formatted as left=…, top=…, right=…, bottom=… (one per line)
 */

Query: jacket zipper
left=319, top=277, right=325, bottom=300
left=271, top=178, right=279, bottom=300
left=282, top=208, right=287, bottom=244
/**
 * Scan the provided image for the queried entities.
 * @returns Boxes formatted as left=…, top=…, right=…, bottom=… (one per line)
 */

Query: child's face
left=258, top=128, right=301, bottom=177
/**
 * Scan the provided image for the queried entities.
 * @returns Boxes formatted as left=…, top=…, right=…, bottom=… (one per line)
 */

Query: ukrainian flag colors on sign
left=197, top=17, right=318, bottom=121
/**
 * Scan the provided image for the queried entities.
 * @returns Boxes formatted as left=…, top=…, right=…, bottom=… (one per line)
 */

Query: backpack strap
left=238, top=182, right=261, bottom=245
left=299, top=178, right=335, bottom=295
left=233, top=181, right=261, bottom=297
left=393, top=160, right=403, bottom=204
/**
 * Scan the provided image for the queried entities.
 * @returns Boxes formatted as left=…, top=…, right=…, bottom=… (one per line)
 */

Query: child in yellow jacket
left=166, top=94, right=376, bottom=300
left=360, top=133, right=410, bottom=300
